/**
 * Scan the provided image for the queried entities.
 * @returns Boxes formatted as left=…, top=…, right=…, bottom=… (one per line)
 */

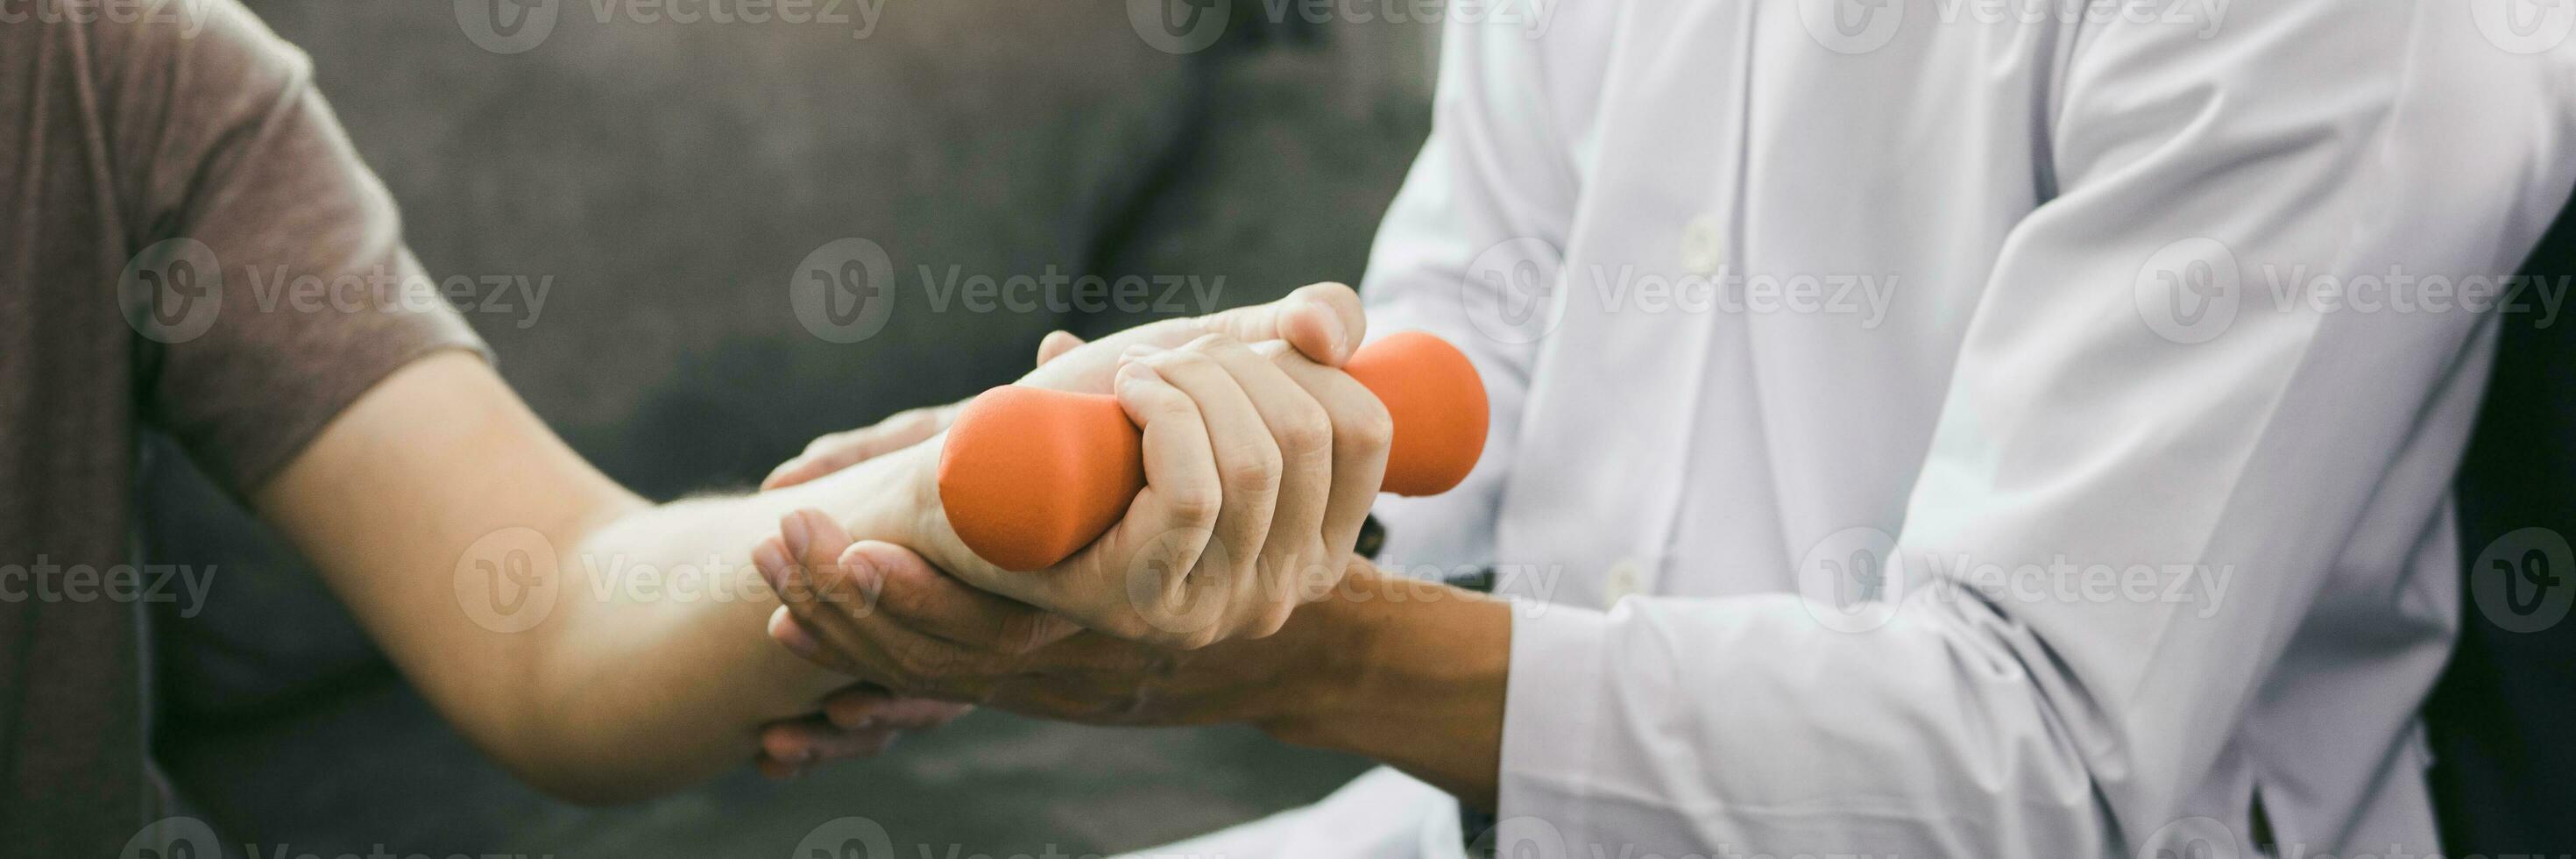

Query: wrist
left=786, top=434, right=971, bottom=572
left=1244, top=557, right=1385, bottom=741
left=1249, top=562, right=1510, bottom=807
left=1256, top=564, right=1508, bottom=743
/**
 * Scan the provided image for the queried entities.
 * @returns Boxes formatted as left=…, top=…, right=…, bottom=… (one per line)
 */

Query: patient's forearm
left=498, top=497, right=834, bottom=794
left=478, top=444, right=952, bottom=802
left=262, top=354, right=937, bottom=804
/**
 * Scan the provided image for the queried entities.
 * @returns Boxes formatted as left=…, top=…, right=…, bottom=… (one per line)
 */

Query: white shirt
left=1162, top=2, right=2576, bottom=857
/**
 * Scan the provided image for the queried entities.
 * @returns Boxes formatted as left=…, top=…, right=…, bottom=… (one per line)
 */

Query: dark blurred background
left=133, top=1, right=1438, bottom=855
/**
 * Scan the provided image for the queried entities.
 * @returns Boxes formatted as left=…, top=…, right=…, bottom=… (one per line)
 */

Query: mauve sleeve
left=105, top=0, right=489, bottom=496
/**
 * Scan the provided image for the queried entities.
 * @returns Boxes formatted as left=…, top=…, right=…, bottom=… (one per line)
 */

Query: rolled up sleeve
left=109, top=1, right=486, bottom=496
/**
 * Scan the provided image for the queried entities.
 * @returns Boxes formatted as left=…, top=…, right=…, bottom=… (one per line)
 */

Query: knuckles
left=1336, top=394, right=1396, bottom=457
left=1180, top=332, right=1242, bottom=356
left=875, top=570, right=943, bottom=620
left=1156, top=345, right=1221, bottom=376
left=1218, top=444, right=1285, bottom=496
left=1161, top=486, right=1226, bottom=529
left=992, top=612, right=1051, bottom=657
left=1249, top=601, right=1295, bottom=640
left=1273, top=405, right=1334, bottom=461
left=881, top=638, right=950, bottom=685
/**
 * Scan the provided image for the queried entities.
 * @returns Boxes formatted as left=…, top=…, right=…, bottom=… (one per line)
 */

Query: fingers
left=1257, top=342, right=1394, bottom=585
left=1036, top=330, right=1086, bottom=366
left=1286, top=281, right=1369, bottom=366
left=811, top=685, right=973, bottom=731
left=762, top=522, right=1043, bottom=698
left=1012, top=285, right=1362, bottom=398
left=1184, top=336, right=1335, bottom=636
left=755, top=509, right=872, bottom=677
left=1197, top=282, right=1366, bottom=366
left=758, top=715, right=901, bottom=777
left=1010, top=330, right=1379, bottom=646
left=1129, top=340, right=1284, bottom=635
left=1025, top=359, right=1224, bottom=644
left=817, top=684, right=898, bottom=728
left=767, top=605, right=861, bottom=676
left=842, top=695, right=973, bottom=731
left=758, top=511, right=901, bottom=680
left=843, top=539, right=1078, bottom=655
left=754, top=685, right=976, bottom=779
left=763, top=404, right=956, bottom=490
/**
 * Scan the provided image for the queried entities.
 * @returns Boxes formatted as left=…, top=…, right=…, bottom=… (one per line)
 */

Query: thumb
left=1197, top=282, right=1364, bottom=366
left=1035, top=330, right=1087, bottom=366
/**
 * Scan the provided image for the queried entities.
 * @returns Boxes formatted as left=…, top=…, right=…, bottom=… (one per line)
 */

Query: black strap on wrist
left=1355, top=513, right=1387, bottom=561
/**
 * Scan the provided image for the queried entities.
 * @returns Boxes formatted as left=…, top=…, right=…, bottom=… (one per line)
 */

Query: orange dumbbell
left=937, top=330, right=1490, bottom=571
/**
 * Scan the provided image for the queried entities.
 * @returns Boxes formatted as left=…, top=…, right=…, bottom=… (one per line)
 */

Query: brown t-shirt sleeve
left=103, top=2, right=489, bottom=495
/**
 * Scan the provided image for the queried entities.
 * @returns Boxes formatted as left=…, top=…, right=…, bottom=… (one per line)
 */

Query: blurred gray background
left=134, top=1, right=1440, bottom=855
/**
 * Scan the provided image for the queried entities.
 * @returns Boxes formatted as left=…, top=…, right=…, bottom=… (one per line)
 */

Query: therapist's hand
left=968, top=330, right=1390, bottom=645
left=755, top=509, right=1314, bottom=726
left=801, top=283, right=1391, bottom=648
left=751, top=686, right=971, bottom=780
left=753, top=512, right=1511, bottom=808
left=750, top=285, right=1377, bottom=770
left=754, top=408, right=973, bottom=779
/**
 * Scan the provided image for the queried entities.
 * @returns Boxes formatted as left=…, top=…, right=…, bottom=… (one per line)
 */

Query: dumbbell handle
left=936, top=330, right=1490, bottom=571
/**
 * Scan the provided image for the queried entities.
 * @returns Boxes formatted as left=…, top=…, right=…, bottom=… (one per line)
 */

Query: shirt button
left=1680, top=215, right=1726, bottom=275
left=1604, top=558, right=1648, bottom=605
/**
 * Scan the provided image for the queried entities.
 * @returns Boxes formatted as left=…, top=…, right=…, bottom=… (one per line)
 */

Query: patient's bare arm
left=255, top=285, right=1369, bottom=803
left=259, top=352, right=897, bottom=802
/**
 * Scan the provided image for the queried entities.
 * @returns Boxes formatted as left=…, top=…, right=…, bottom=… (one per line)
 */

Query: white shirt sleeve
left=1492, top=4, right=2576, bottom=857
left=1358, top=6, right=1614, bottom=576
